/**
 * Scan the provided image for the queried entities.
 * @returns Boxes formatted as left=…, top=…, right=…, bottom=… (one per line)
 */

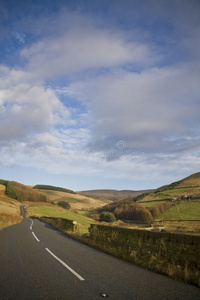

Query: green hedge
left=39, top=217, right=77, bottom=232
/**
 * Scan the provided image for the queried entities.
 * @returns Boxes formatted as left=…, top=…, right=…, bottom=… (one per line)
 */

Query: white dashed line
left=30, top=219, right=33, bottom=231
left=29, top=220, right=84, bottom=281
left=45, top=248, right=85, bottom=281
left=32, top=232, right=40, bottom=242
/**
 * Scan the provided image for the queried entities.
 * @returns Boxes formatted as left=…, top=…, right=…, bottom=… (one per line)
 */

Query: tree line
left=33, top=184, right=76, bottom=194
left=100, top=202, right=171, bottom=223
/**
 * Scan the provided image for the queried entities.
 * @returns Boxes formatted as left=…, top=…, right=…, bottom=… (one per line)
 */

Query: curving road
left=0, top=207, right=199, bottom=299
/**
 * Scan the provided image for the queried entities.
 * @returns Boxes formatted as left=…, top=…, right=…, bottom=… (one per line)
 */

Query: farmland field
left=157, top=200, right=200, bottom=221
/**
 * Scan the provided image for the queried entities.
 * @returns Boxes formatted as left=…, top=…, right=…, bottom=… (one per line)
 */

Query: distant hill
left=78, top=189, right=155, bottom=202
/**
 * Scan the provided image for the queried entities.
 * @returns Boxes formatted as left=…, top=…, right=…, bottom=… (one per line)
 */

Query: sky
left=0, top=0, right=200, bottom=191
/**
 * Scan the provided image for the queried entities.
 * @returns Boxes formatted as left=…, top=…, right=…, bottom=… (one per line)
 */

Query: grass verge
left=26, top=204, right=95, bottom=234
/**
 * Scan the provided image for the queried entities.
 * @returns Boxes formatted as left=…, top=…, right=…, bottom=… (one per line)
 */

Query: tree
left=114, top=203, right=153, bottom=223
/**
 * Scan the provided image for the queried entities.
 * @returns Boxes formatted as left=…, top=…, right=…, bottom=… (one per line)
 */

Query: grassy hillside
left=139, top=173, right=200, bottom=204
left=156, top=201, right=200, bottom=221
left=99, top=172, right=200, bottom=228
left=34, top=188, right=110, bottom=210
left=0, top=180, right=49, bottom=203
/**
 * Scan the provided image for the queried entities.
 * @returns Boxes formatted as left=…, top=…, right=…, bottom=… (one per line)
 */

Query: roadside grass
left=0, top=184, right=23, bottom=229
left=26, top=204, right=95, bottom=234
left=157, top=201, right=200, bottom=221
left=162, top=221, right=200, bottom=233
left=0, top=213, right=22, bottom=230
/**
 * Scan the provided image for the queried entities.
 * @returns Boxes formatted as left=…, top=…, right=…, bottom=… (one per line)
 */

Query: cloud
left=67, top=62, right=200, bottom=154
left=0, top=1, right=200, bottom=189
left=0, top=66, right=71, bottom=141
left=0, top=133, right=199, bottom=188
left=20, top=25, right=157, bottom=80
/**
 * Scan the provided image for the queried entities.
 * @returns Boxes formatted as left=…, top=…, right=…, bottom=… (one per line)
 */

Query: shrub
left=148, top=206, right=160, bottom=218
left=57, top=201, right=71, bottom=210
left=100, top=211, right=116, bottom=223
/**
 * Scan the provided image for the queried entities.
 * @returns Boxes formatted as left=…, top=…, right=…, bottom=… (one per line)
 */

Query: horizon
left=0, top=0, right=200, bottom=191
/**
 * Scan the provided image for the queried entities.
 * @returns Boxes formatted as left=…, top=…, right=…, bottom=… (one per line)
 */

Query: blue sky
left=0, top=0, right=200, bottom=191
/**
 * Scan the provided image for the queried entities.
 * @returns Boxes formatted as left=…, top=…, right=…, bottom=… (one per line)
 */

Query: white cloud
left=0, top=67, right=70, bottom=141
left=21, top=26, right=157, bottom=80
left=1, top=2, right=200, bottom=189
left=67, top=62, right=200, bottom=153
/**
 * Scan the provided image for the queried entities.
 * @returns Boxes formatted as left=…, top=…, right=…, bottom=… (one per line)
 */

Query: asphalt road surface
left=0, top=207, right=199, bottom=299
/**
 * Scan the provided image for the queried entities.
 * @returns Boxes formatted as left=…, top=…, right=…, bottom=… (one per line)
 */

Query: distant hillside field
left=34, top=188, right=110, bottom=210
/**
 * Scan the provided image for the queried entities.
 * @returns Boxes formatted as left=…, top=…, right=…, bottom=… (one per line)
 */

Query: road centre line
left=30, top=219, right=33, bottom=231
left=32, top=232, right=40, bottom=242
left=45, top=248, right=85, bottom=281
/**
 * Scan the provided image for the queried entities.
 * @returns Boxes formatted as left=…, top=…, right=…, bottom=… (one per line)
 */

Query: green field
left=140, top=201, right=169, bottom=207
left=54, top=197, right=79, bottom=203
left=157, top=200, right=200, bottom=221
left=161, top=187, right=191, bottom=194
left=26, top=205, right=95, bottom=233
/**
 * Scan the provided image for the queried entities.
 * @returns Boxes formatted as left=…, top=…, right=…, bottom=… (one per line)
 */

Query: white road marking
left=32, top=232, right=40, bottom=242
left=30, top=219, right=33, bottom=231
left=45, top=248, right=85, bottom=281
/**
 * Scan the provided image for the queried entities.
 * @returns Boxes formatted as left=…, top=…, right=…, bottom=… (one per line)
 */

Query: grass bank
left=0, top=184, right=23, bottom=229
left=26, top=204, right=95, bottom=234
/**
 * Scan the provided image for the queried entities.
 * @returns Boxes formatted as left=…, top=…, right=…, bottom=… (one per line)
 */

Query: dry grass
left=161, top=221, right=200, bottom=234
left=22, top=201, right=52, bottom=206
left=0, top=184, right=23, bottom=229
left=35, top=189, right=107, bottom=210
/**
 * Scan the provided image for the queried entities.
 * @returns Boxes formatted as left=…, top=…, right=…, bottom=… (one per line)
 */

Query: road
left=0, top=208, right=199, bottom=299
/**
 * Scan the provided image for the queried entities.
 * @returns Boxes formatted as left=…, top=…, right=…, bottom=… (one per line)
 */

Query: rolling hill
left=78, top=189, right=155, bottom=202
left=1, top=172, right=200, bottom=233
left=34, top=187, right=111, bottom=210
left=98, top=172, right=200, bottom=228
